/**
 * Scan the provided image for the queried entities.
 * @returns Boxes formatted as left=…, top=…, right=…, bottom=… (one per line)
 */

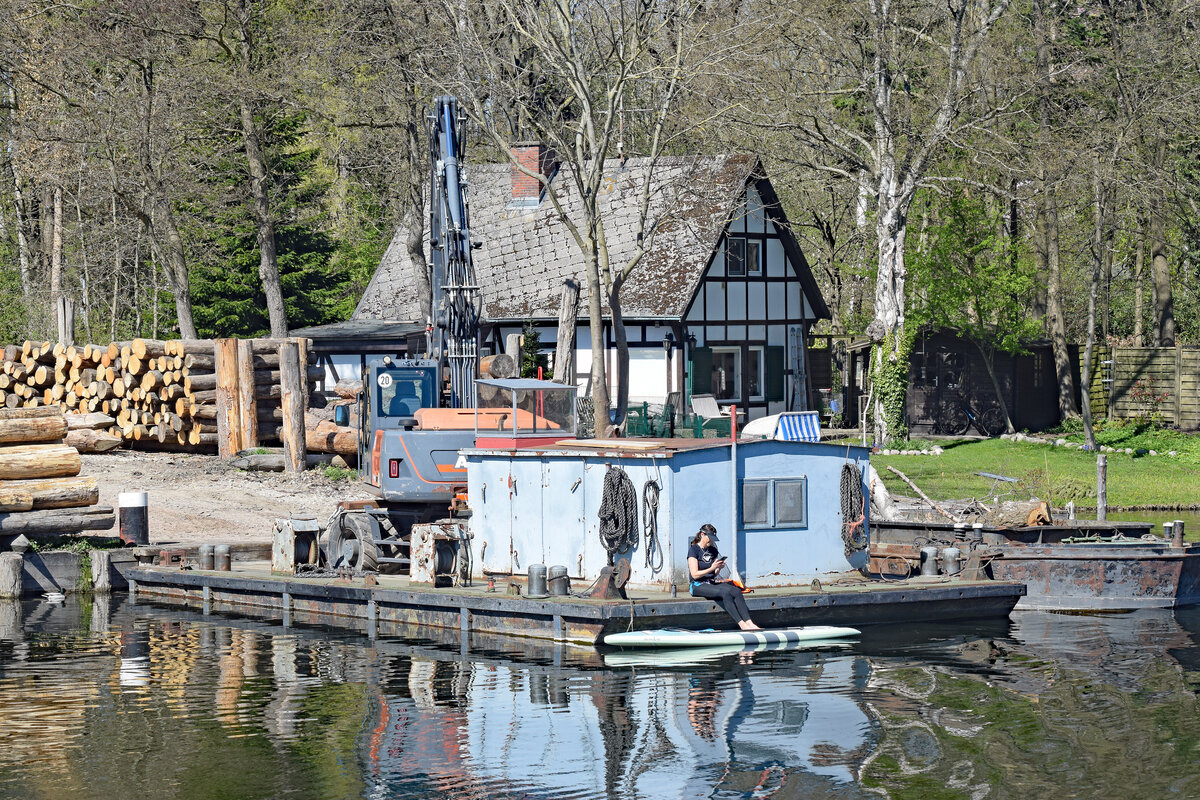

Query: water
left=0, top=597, right=1198, bottom=800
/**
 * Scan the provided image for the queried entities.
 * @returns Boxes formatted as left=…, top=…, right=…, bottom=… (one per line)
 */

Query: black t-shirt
left=687, top=543, right=721, bottom=583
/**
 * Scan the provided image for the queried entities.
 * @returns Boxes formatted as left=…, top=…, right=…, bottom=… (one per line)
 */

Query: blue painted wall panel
left=464, top=440, right=868, bottom=589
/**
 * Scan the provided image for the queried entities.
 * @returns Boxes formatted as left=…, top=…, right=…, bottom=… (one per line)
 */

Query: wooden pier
left=126, top=564, right=1026, bottom=645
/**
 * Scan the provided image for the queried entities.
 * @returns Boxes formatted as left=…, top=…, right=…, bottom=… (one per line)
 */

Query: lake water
left=0, top=597, right=1197, bottom=800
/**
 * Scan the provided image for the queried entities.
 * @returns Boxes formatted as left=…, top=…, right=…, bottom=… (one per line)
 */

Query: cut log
left=0, top=414, right=67, bottom=445
left=214, top=338, right=241, bottom=458
left=0, top=505, right=115, bottom=534
left=0, top=475, right=99, bottom=509
left=0, top=444, right=80, bottom=480
left=131, top=338, right=168, bottom=359
left=0, top=488, right=33, bottom=512
left=480, top=353, right=517, bottom=379
left=65, top=428, right=122, bottom=453
left=306, top=426, right=357, bottom=457
left=279, top=341, right=307, bottom=473
left=333, top=379, right=363, bottom=400
left=183, top=353, right=215, bottom=371
left=0, top=406, right=62, bottom=421
left=184, top=372, right=217, bottom=392
left=231, top=452, right=338, bottom=471
left=236, top=338, right=259, bottom=449
left=65, top=412, right=115, bottom=430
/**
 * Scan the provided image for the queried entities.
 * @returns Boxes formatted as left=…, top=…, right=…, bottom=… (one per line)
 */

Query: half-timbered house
left=353, top=149, right=830, bottom=422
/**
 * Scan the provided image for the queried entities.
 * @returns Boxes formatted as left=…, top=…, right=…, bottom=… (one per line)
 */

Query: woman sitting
left=687, top=524, right=761, bottom=631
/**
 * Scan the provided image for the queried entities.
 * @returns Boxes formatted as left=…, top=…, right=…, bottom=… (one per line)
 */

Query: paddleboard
left=603, top=625, right=860, bottom=648
left=604, top=639, right=853, bottom=667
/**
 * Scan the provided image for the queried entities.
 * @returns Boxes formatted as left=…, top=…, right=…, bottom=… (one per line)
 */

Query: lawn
left=869, top=434, right=1200, bottom=509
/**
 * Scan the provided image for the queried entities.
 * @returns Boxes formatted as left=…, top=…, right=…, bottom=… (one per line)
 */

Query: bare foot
left=739, top=621, right=763, bottom=631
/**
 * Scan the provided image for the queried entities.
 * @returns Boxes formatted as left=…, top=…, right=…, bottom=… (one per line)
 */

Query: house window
left=711, top=347, right=740, bottom=400
left=742, top=478, right=808, bottom=529
left=747, top=346, right=764, bottom=400
left=726, top=237, right=760, bottom=277
left=1032, top=351, right=1044, bottom=388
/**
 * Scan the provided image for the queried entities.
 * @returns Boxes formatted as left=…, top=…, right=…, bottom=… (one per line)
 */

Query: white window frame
left=746, top=239, right=762, bottom=275
left=742, top=477, right=809, bottom=530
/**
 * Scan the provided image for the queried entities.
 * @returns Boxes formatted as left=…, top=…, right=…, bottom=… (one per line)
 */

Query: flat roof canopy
left=475, top=378, right=577, bottom=392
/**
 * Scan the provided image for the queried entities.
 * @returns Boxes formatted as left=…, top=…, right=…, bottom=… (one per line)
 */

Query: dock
left=126, top=563, right=1026, bottom=645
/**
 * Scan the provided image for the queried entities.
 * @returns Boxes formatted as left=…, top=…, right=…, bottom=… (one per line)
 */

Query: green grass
left=871, top=435, right=1200, bottom=509
left=317, top=464, right=357, bottom=481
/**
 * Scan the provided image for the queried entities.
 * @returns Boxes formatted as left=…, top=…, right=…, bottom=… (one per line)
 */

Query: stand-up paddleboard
left=603, top=625, right=860, bottom=648
left=604, top=639, right=853, bottom=667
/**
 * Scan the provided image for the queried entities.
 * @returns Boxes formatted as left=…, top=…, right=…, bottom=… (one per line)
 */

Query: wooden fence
left=1088, top=345, right=1200, bottom=429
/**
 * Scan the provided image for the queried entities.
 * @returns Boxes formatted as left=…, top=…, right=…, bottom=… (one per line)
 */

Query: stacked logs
left=0, top=407, right=115, bottom=538
left=0, top=338, right=326, bottom=453
left=0, top=338, right=219, bottom=449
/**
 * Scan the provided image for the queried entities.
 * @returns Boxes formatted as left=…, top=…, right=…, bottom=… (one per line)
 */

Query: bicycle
left=933, top=390, right=1006, bottom=437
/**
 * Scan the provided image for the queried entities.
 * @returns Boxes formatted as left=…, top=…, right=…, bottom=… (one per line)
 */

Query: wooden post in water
left=236, top=339, right=259, bottom=449
left=1096, top=453, right=1107, bottom=521
left=214, top=338, right=242, bottom=458
left=279, top=340, right=307, bottom=473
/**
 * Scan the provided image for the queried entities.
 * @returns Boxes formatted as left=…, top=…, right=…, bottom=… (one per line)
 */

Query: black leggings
left=691, top=581, right=753, bottom=624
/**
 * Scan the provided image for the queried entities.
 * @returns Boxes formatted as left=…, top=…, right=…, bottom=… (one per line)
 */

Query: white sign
left=377, top=372, right=393, bottom=389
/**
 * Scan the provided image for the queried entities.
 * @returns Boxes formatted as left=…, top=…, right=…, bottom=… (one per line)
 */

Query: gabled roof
left=354, top=153, right=829, bottom=323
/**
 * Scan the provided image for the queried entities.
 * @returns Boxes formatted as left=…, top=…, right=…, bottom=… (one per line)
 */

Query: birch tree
left=755, top=0, right=1012, bottom=440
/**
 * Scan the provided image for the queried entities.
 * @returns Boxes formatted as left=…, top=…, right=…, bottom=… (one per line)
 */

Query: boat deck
left=126, top=563, right=1025, bottom=645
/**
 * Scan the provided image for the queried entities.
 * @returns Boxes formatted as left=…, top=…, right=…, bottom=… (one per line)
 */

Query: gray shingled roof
left=355, top=154, right=772, bottom=323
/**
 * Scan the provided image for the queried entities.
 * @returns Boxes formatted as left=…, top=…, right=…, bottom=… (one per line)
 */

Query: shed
left=463, top=439, right=870, bottom=590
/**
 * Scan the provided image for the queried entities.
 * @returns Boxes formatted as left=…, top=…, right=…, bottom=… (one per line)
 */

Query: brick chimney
left=511, top=141, right=557, bottom=203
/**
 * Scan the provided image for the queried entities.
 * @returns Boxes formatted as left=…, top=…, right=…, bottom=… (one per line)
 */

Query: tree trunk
left=553, top=279, right=579, bottom=385
left=1148, top=205, right=1174, bottom=347
left=1133, top=216, right=1144, bottom=346
left=1041, top=170, right=1077, bottom=418
left=0, top=444, right=81, bottom=480
left=585, top=246, right=610, bottom=437
left=974, top=341, right=1015, bottom=434
left=239, top=100, right=287, bottom=337
left=50, top=185, right=64, bottom=323
left=1081, top=163, right=1104, bottom=450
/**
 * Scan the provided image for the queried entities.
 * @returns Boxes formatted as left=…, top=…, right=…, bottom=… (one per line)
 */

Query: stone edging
left=999, top=432, right=1179, bottom=457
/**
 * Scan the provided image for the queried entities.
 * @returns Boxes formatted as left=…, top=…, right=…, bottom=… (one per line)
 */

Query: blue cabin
left=463, top=439, right=870, bottom=590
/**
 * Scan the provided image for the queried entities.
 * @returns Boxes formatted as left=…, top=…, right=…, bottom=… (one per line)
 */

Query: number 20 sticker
left=377, top=373, right=393, bottom=389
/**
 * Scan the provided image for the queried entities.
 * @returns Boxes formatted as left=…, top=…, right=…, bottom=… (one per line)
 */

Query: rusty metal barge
left=869, top=518, right=1200, bottom=611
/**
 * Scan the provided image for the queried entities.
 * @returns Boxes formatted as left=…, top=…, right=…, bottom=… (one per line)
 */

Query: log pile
left=0, top=337, right=325, bottom=453
left=0, top=407, right=114, bottom=538
left=1, top=338, right=221, bottom=449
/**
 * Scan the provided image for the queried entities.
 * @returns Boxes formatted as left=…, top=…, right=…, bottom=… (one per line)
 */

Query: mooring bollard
left=91, top=550, right=112, bottom=594
left=118, top=491, right=149, bottom=547
left=214, top=544, right=231, bottom=571
left=199, top=543, right=215, bottom=571
left=1173, top=520, right=1186, bottom=548
left=0, top=552, right=23, bottom=599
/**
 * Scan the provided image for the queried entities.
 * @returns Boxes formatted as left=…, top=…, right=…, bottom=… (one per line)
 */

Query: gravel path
left=82, top=451, right=373, bottom=546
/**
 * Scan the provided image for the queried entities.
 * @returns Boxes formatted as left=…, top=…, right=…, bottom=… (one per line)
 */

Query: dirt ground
left=83, top=451, right=374, bottom=546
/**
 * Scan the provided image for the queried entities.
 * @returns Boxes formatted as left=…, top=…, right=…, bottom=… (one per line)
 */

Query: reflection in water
left=0, top=597, right=1197, bottom=800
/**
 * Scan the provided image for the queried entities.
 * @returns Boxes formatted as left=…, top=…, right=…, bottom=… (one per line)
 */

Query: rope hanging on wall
left=599, top=466, right=639, bottom=565
left=840, top=462, right=868, bottom=560
left=642, top=479, right=663, bottom=572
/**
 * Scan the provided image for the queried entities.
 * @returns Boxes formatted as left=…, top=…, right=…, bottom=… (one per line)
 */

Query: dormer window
left=726, top=236, right=761, bottom=277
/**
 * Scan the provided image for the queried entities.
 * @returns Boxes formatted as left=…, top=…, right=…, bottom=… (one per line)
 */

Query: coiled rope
left=599, top=466, right=638, bottom=564
left=642, top=479, right=663, bottom=571
left=840, top=462, right=868, bottom=559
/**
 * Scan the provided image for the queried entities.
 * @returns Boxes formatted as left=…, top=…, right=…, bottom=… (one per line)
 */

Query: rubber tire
left=328, top=512, right=379, bottom=572
left=934, top=402, right=969, bottom=435
left=978, top=406, right=1006, bottom=437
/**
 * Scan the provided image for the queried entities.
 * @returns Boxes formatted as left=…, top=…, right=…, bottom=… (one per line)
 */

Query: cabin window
left=726, top=237, right=760, bottom=277
left=742, top=478, right=808, bottom=529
